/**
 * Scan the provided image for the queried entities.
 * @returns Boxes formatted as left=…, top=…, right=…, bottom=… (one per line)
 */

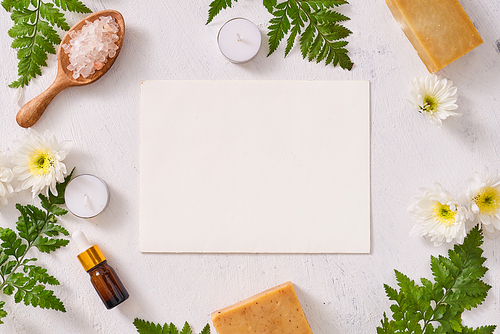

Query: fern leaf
left=10, top=35, right=33, bottom=49
left=161, top=323, right=172, bottom=334
left=33, top=236, right=69, bottom=253
left=2, top=0, right=18, bottom=11
left=133, top=319, right=211, bottom=334
left=285, top=25, right=299, bottom=57
left=431, top=255, right=454, bottom=290
left=180, top=322, right=193, bottom=334
left=267, top=4, right=291, bottom=56
left=299, top=24, right=314, bottom=58
left=377, top=227, right=495, bottom=333
left=0, top=301, right=7, bottom=324
left=9, top=36, right=43, bottom=87
left=25, top=286, right=66, bottom=311
left=8, top=21, right=35, bottom=37
left=308, top=33, right=323, bottom=61
left=334, top=50, right=353, bottom=69
left=40, top=221, right=69, bottom=237
left=169, top=323, right=180, bottom=334
left=10, top=8, right=37, bottom=23
left=270, top=0, right=353, bottom=69
left=36, top=19, right=61, bottom=45
left=4, top=271, right=64, bottom=311
left=39, top=2, right=69, bottom=30
left=199, top=324, right=211, bottom=334
left=51, top=0, right=91, bottom=13
left=15, top=205, right=37, bottom=244
left=307, top=0, right=348, bottom=8
left=0, top=175, right=71, bottom=325
left=315, top=41, right=329, bottom=62
left=35, top=34, right=56, bottom=54
left=460, top=325, right=497, bottom=334
left=321, top=23, right=351, bottom=40
left=23, top=265, right=60, bottom=285
left=315, top=9, right=349, bottom=23
left=263, top=0, right=277, bottom=13
left=4, top=0, right=91, bottom=87
left=0, top=228, right=24, bottom=259
left=133, top=318, right=164, bottom=334
left=207, top=0, right=237, bottom=24
left=284, top=1, right=301, bottom=56
left=0, top=254, right=9, bottom=268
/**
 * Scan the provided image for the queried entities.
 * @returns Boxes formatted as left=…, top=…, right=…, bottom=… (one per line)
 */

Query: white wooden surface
left=1, top=0, right=499, bottom=333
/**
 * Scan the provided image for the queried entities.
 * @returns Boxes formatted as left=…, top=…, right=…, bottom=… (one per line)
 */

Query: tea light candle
left=217, top=18, right=261, bottom=63
left=64, top=174, right=109, bottom=218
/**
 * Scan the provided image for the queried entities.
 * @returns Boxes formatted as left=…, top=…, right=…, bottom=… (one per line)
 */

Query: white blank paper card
left=140, top=80, right=370, bottom=253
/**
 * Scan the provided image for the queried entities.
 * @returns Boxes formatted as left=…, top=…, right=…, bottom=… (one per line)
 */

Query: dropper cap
left=72, top=231, right=106, bottom=272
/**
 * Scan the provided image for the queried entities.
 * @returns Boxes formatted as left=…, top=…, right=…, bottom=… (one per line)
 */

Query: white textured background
left=1, top=0, right=500, bottom=333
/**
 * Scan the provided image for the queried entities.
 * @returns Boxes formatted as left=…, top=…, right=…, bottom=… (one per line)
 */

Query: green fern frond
left=2, top=0, right=92, bottom=87
left=0, top=170, right=74, bottom=323
left=206, top=0, right=237, bottom=24
left=133, top=319, right=210, bottom=334
left=377, top=227, right=496, bottom=334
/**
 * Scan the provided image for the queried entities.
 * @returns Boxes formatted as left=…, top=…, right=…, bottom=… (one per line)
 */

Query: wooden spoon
left=16, top=9, right=125, bottom=128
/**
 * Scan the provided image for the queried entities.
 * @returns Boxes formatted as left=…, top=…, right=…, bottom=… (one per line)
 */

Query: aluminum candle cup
left=64, top=174, right=110, bottom=218
left=217, top=18, right=262, bottom=64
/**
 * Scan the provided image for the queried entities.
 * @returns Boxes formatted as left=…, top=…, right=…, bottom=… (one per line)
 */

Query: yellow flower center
left=28, top=149, right=54, bottom=176
left=474, top=186, right=500, bottom=216
left=421, top=95, right=438, bottom=114
left=433, top=202, right=456, bottom=226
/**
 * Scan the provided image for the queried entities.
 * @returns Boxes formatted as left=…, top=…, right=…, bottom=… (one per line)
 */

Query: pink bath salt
left=62, top=16, right=120, bottom=79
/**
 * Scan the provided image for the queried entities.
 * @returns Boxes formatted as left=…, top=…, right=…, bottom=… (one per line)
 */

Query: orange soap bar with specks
left=211, top=281, right=313, bottom=334
left=386, top=0, right=483, bottom=73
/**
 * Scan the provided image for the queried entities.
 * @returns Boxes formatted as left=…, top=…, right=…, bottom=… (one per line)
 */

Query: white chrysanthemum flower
left=410, top=74, right=460, bottom=127
left=408, top=182, right=467, bottom=246
left=0, top=152, right=14, bottom=206
left=12, top=129, right=72, bottom=198
left=461, top=169, right=500, bottom=238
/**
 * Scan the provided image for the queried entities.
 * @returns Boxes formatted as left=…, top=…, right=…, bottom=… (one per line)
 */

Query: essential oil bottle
left=72, top=230, right=129, bottom=309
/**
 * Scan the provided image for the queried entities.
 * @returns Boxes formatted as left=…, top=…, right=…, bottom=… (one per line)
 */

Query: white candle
left=217, top=18, right=262, bottom=64
left=64, top=174, right=109, bottom=218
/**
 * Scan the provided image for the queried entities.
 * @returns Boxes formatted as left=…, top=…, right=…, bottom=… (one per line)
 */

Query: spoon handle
left=16, top=78, right=68, bottom=128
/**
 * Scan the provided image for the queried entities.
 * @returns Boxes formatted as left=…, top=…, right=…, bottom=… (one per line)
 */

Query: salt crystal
left=94, top=61, right=104, bottom=70
left=62, top=16, right=120, bottom=79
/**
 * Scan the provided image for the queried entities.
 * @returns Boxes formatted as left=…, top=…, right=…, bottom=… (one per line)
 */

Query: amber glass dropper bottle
left=72, top=230, right=129, bottom=309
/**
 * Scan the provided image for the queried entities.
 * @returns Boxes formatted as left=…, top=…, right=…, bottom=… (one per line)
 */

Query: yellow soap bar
left=386, top=0, right=483, bottom=73
left=211, top=281, right=313, bottom=334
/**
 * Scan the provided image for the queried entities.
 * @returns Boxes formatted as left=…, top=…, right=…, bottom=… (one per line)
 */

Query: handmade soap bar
left=386, top=0, right=483, bottom=73
left=211, top=281, right=313, bottom=334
